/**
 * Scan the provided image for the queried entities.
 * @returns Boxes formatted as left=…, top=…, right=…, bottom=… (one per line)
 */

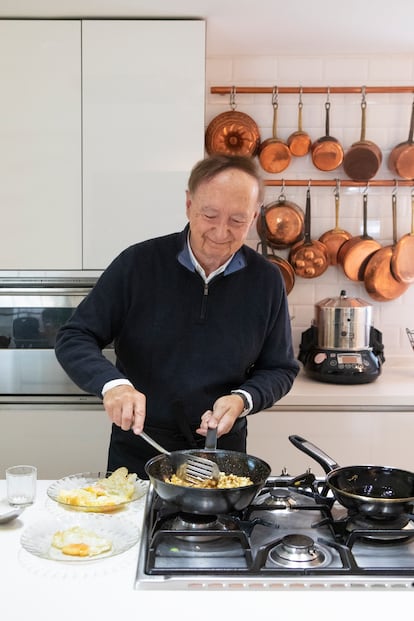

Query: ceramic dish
left=47, top=471, right=148, bottom=513
left=21, top=514, right=140, bottom=562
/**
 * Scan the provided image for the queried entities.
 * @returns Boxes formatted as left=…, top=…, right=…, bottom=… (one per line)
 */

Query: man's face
left=186, top=168, right=260, bottom=273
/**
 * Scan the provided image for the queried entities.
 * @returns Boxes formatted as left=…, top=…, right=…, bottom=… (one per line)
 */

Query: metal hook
left=334, top=178, right=341, bottom=198
left=392, top=179, right=398, bottom=195
left=230, top=86, right=237, bottom=110
left=272, top=86, right=278, bottom=108
left=298, top=86, right=303, bottom=109
left=361, top=85, right=367, bottom=109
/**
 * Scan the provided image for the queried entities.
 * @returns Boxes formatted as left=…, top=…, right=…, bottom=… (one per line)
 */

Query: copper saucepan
left=287, top=90, right=311, bottom=157
left=388, top=99, right=414, bottom=180
left=318, top=185, right=352, bottom=265
left=289, top=187, right=329, bottom=278
left=259, top=89, right=291, bottom=173
left=256, top=189, right=305, bottom=250
left=257, top=207, right=295, bottom=294
left=311, top=98, right=344, bottom=172
left=337, top=192, right=381, bottom=282
left=364, top=192, right=409, bottom=302
left=205, top=88, right=260, bottom=157
left=343, top=91, right=382, bottom=181
left=391, top=190, right=414, bottom=283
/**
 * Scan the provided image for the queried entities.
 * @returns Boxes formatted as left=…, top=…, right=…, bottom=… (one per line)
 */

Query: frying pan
left=256, top=206, right=296, bottom=294
left=391, top=190, right=414, bottom=283
left=289, top=187, right=329, bottom=278
left=364, top=192, right=409, bottom=301
left=337, top=192, right=381, bottom=282
left=256, top=191, right=305, bottom=249
left=287, top=91, right=311, bottom=157
left=388, top=98, right=414, bottom=180
left=311, top=99, right=344, bottom=172
left=289, top=435, right=414, bottom=519
left=205, top=87, right=260, bottom=157
left=259, top=89, right=291, bottom=173
left=343, top=93, right=382, bottom=181
left=145, top=449, right=271, bottom=514
left=318, top=186, right=352, bottom=265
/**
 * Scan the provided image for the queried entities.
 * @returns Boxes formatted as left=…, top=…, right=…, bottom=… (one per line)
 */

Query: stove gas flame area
left=269, top=534, right=333, bottom=568
left=170, top=513, right=228, bottom=542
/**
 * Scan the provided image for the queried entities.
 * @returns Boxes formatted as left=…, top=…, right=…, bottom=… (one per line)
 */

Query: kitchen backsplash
left=206, top=53, right=414, bottom=358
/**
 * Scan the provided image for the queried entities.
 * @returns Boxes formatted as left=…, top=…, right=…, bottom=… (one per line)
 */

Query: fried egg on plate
left=51, top=525, right=112, bottom=557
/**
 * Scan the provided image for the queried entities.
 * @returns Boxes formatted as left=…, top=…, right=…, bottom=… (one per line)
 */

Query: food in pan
left=51, top=526, right=112, bottom=557
left=166, top=472, right=253, bottom=488
left=57, top=467, right=137, bottom=509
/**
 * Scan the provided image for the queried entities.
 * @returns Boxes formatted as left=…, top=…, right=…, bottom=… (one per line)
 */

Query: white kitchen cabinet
left=0, top=20, right=82, bottom=269
left=0, top=405, right=111, bottom=479
left=0, top=19, right=205, bottom=271
left=81, top=20, right=205, bottom=269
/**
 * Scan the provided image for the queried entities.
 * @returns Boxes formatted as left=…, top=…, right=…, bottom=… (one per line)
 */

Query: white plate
left=47, top=471, right=148, bottom=513
left=21, top=514, right=140, bottom=562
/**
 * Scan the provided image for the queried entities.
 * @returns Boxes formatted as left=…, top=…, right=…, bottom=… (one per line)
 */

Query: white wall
left=206, top=53, right=414, bottom=358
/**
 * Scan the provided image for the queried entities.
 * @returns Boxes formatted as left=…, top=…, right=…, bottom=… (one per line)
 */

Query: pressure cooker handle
left=288, top=435, right=340, bottom=474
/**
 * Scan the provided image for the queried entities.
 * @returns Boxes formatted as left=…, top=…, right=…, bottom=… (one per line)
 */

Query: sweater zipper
left=200, top=281, right=209, bottom=320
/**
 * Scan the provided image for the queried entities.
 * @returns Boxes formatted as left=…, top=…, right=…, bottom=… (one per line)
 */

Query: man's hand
left=196, top=394, right=245, bottom=438
left=102, top=384, right=146, bottom=434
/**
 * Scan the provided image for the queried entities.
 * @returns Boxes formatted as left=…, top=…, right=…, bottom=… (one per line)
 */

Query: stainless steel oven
left=0, top=277, right=114, bottom=404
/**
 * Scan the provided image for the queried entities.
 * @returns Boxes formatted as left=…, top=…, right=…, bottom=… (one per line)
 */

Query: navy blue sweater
left=55, top=227, right=299, bottom=433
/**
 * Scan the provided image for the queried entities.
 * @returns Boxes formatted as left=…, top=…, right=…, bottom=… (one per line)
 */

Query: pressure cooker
left=298, top=290, right=385, bottom=384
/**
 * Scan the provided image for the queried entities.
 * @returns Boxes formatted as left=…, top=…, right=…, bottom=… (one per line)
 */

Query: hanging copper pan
left=311, top=98, right=344, bottom=172
left=205, top=88, right=260, bottom=157
left=257, top=207, right=295, bottom=294
left=288, top=187, right=329, bottom=278
left=391, top=190, right=414, bottom=283
left=259, top=89, right=291, bottom=173
left=388, top=99, right=414, bottom=180
left=337, top=191, right=381, bottom=282
left=256, top=189, right=304, bottom=249
left=364, top=192, right=409, bottom=301
left=318, top=185, right=352, bottom=265
left=287, top=90, right=311, bottom=157
left=343, top=91, right=382, bottom=181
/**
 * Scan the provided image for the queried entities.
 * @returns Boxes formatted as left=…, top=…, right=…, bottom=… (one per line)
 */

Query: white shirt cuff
left=101, top=378, right=133, bottom=396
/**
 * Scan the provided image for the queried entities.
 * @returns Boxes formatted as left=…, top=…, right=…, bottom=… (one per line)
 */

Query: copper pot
left=388, top=99, right=414, bottom=180
left=205, top=89, right=260, bottom=157
left=287, top=92, right=311, bottom=157
left=257, top=208, right=295, bottom=294
left=337, top=192, right=381, bottom=282
left=259, top=90, right=291, bottom=173
left=364, top=192, right=409, bottom=301
left=256, top=191, right=304, bottom=249
left=289, top=187, right=329, bottom=278
left=343, top=94, right=382, bottom=181
left=311, top=99, right=344, bottom=172
left=391, top=190, right=414, bottom=283
left=318, top=187, right=352, bottom=265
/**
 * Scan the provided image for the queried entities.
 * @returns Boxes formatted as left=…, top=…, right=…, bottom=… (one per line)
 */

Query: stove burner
left=170, top=513, right=227, bottom=542
left=346, top=513, right=414, bottom=541
left=268, top=488, right=297, bottom=509
left=269, top=534, right=332, bottom=568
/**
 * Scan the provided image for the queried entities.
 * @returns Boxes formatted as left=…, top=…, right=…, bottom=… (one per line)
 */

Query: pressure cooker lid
left=316, top=289, right=372, bottom=310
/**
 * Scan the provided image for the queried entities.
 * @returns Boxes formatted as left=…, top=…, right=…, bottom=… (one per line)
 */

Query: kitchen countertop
left=271, top=356, right=414, bottom=410
left=1, top=480, right=412, bottom=619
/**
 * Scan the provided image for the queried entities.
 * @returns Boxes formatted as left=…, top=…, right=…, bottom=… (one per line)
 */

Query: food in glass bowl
left=47, top=467, right=147, bottom=512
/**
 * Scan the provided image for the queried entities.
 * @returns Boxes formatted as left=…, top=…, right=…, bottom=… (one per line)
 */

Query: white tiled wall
left=206, top=54, right=414, bottom=358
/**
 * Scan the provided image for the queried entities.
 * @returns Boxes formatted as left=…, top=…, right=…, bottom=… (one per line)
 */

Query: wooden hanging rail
left=264, top=179, right=414, bottom=188
left=211, top=86, right=414, bottom=95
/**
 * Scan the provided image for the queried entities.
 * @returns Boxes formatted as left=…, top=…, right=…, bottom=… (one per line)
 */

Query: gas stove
left=135, top=472, right=414, bottom=590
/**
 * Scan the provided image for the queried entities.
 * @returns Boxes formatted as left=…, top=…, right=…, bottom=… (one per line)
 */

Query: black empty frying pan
left=289, top=435, right=414, bottom=519
left=145, top=448, right=271, bottom=515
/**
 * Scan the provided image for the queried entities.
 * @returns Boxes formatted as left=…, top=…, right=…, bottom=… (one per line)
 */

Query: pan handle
left=288, top=435, right=340, bottom=474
